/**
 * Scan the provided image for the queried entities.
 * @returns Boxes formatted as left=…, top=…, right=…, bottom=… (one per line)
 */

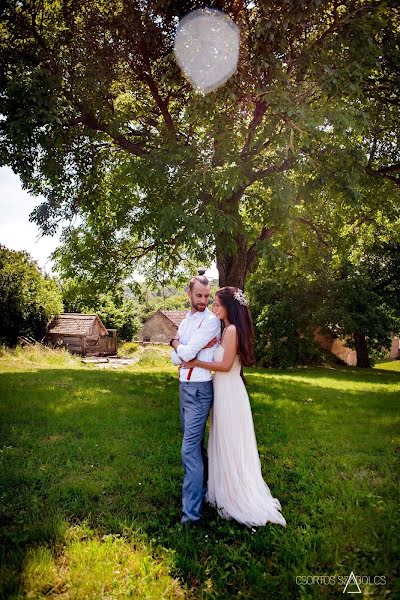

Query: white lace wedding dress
left=206, top=345, right=287, bottom=528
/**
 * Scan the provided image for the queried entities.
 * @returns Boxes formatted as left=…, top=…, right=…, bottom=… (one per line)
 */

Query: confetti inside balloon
left=174, top=8, right=240, bottom=94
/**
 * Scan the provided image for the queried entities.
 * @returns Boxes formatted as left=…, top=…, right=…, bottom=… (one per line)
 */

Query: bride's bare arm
left=181, top=325, right=238, bottom=372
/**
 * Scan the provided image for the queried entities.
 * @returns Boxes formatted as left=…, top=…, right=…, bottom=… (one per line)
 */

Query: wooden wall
left=389, top=337, right=400, bottom=360
left=137, top=314, right=177, bottom=344
left=46, top=330, right=117, bottom=356
left=46, top=334, right=85, bottom=354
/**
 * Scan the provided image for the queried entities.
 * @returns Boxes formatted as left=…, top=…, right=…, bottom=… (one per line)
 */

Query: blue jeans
left=179, top=380, right=214, bottom=523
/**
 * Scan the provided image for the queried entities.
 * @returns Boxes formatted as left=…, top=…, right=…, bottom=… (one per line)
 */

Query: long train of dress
left=206, top=345, right=287, bottom=528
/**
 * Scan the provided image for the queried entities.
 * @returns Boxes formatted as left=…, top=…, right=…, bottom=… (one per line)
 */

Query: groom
left=170, top=272, right=221, bottom=525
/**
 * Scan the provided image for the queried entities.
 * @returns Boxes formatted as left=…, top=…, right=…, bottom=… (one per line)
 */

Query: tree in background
left=60, top=279, right=140, bottom=341
left=248, top=231, right=400, bottom=368
left=314, top=242, right=400, bottom=367
left=248, top=247, right=330, bottom=368
left=1, top=0, right=399, bottom=289
left=0, top=246, right=63, bottom=345
left=314, top=261, right=400, bottom=368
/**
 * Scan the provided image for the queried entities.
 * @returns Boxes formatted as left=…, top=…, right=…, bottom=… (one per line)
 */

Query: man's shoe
left=181, top=518, right=202, bottom=528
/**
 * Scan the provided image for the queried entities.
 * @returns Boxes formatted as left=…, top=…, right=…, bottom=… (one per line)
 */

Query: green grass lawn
left=0, top=347, right=399, bottom=599
left=374, top=358, right=400, bottom=372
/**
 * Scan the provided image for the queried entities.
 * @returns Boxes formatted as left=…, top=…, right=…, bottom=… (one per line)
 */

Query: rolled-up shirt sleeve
left=170, top=321, right=184, bottom=366
left=171, top=349, right=181, bottom=365
left=175, top=317, right=220, bottom=362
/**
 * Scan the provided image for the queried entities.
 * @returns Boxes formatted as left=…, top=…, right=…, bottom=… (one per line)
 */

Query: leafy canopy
left=0, top=0, right=399, bottom=287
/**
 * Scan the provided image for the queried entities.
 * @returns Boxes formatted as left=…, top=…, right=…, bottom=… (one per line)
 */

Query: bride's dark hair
left=215, top=287, right=256, bottom=367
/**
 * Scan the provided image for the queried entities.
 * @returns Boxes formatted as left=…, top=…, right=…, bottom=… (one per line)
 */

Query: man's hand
left=181, top=359, right=197, bottom=368
left=171, top=338, right=179, bottom=351
left=202, top=336, right=219, bottom=349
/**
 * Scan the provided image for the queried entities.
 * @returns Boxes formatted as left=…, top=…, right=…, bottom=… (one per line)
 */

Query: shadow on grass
left=0, top=365, right=399, bottom=599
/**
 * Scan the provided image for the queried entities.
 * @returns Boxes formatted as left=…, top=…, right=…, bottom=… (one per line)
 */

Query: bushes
left=248, top=256, right=400, bottom=368
left=0, top=246, right=63, bottom=346
left=251, top=279, right=326, bottom=368
left=118, top=341, right=140, bottom=356
left=0, top=344, right=81, bottom=367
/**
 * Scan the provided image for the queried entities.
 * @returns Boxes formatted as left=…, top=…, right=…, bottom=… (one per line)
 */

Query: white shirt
left=171, top=307, right=221, bottom=382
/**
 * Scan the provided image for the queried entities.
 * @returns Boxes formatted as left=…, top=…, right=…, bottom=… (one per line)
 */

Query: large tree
left=1, top=0, right=399, bottom=288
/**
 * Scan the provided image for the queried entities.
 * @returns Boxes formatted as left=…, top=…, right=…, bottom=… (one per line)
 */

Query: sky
left=0, top=166, right=61, bottom=274
left=0, top=165, right=219, bottom=281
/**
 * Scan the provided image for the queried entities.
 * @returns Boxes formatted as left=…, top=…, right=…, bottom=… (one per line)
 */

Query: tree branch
left=313, top=2, right=383, bottom=49
left=120, top=241, right=159, bottom=263
left=366, top=165, right=400, bottom=187
left=141, top=71, right=177, bottom=137
left=297, top=217, right=329, bottom=247
left=367, top=136, right=378, bottom=166
left=376, top=163, right=400, bottom=174
left=249, top=156, right=296, bottom=183
left=75, top=111, right=149, bottom=156
left=246, top=226, right=276, bottom=270
left=348, top=209, right=377, bottom=233
left=136, top=27, right=177, bottom=138
left=240, top=100, right=268, bottom=157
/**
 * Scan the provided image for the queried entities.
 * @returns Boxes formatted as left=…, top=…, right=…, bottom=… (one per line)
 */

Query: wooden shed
left=137, top=309, right=187, bottom=344
left=313, top=327, right=357, bottom=366
left=387, top=336, right=400, bottom=360
left=314, top=327, right=400, bottom=365
left=45, top=313, right=117, bottom=356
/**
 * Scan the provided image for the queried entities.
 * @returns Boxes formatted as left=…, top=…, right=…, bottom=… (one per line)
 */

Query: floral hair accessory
left=233, top=288, right=249, bottom=306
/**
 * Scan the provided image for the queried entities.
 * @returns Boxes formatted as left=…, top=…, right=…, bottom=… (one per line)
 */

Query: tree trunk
left=354, top=331, right=371, bottom=368
left=214, top=188, right=273, bottom=289
left=216, top=232, right=249, bottom=289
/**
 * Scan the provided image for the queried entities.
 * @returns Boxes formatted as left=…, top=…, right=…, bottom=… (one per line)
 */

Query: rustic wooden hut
left=45, top=313, right=117, bottom=356
left=313, top=327, right=357, bottom=366
left=313, top=327, right=400, bottom=365
left=388, top=336, right=400, bottom=360
left=137, top=309, right=187, bottom=344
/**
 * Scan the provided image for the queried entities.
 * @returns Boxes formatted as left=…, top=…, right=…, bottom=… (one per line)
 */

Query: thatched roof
left=159, top=310, right=187, bottom=329
left=47, top=313, right=108, bottom=336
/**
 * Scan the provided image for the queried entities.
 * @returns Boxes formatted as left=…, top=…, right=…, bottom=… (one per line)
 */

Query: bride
left=182, top=286, right=287, bottom=528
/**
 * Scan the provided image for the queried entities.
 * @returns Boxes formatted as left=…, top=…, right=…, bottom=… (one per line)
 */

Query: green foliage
left=89, top=294, right=139, bottom=342
left=360, top=240, right=400, bottom=314
left=314, top=263, right=400, bottom=364
left=61, top=278, right=143, bottom=341
left=248, top=235, right=400, bottom=368
left=1, top=1, right=398, bottom=286
left=118, top=341, right=139, bottom=356
left=159, top=293, right=189, bottom=310
left=0, top=245, right=63, bottom=346
left=249, top=270, right=326, bottom=368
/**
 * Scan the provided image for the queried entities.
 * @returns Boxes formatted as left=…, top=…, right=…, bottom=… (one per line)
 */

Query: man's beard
left=192, top=301, right=207, bottom=312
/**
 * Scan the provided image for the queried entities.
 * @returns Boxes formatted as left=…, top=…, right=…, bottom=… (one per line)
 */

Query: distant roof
left=47, top=313, right=108, bottom=336
left=159, top=310, right=187, bottom=329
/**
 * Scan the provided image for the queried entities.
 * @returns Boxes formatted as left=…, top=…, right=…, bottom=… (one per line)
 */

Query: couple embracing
left=170, top=273, right=287, bottom=529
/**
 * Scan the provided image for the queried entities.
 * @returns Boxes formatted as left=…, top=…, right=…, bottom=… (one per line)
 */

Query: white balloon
left=174, top=8, right=240, bottom=94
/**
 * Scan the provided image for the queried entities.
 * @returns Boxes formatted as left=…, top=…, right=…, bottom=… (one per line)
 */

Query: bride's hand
left=181, top=359, right=197, bottom=368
